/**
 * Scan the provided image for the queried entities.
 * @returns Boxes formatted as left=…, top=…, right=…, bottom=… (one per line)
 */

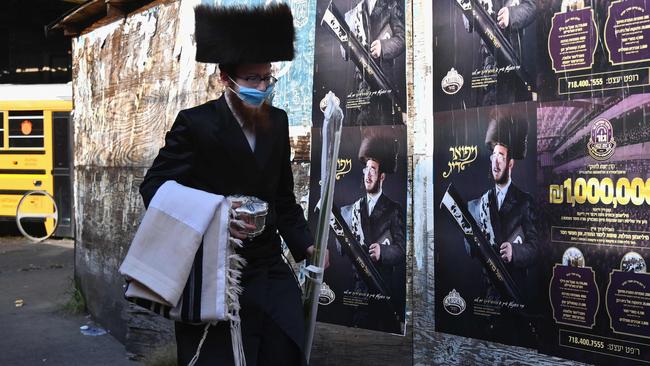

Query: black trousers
left=175, top=304, right=302, bottom=366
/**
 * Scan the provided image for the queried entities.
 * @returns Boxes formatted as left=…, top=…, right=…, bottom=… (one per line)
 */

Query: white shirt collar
left=495, top=179, right=512, bottom=209
left=496, top=178, right=512, bottom=195
left=225, top=91, right=256, bottom=151
left=367, top=189, right=382, bottom=214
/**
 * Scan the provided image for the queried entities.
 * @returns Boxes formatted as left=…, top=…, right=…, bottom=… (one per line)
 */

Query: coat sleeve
left=508, top=0, right=536, bottom=31
left=275, top=111, right=313, bottom=262
left=379, top=2, right=405, bottom=60
left=511, top=195, right=539, bottom=268
left=140, top=112, right=195, bottom=208
left=379, top=202, right=405, bottom=266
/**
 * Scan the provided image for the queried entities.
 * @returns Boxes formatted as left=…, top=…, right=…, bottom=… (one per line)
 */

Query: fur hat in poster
left=358, top=131, right=399, bottom=174
left=194, top=3, right=295, bottom=64
left=485, top=115, right=529, bottom=160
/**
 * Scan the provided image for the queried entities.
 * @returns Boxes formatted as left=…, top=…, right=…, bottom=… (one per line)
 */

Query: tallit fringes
left=229, top=236, right=244, bottom=248
left=230, top=317, right=246, bottom=366
left=187, top=322, right=212, bottom=366
left=225, top=198, right=247, bottom=366
left=226, top=248, right=247, bottom=366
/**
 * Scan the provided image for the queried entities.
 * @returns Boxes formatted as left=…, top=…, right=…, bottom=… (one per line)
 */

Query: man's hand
left=500, top=242, right=513, bottom=263
left=306, top=245, right=330, bottom=269
left=369, top=243, right=381, bottom=262
left=229, top=201, right=256, bottom=240
left=497, top=7, right=510, bottom=29
left=370, top=40, right=382, bottom=58
left=229, top=218, right=256, bottom=240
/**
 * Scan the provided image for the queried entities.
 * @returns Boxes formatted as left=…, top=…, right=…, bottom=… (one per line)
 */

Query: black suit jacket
left=140, top=96, right=312, bottom=262
left=139, top=96, right=312, bottom=353
left=358, top=193, right=405, bottom=267
left=489, top=183, right=538, bottom=270
left=341, top=192, right=406, bottom=323
left=467, top=183, right=539, bottom=302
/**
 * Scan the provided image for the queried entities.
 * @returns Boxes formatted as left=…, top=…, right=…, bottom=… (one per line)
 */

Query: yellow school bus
left=0, top=84, right=73, bottom=238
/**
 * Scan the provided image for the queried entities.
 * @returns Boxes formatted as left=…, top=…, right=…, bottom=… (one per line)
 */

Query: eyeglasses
left=235, top=74, right=278, bottom=87
left=490, top=153, right=507, bottom=163
left=363, top=166, right=378, bottom=176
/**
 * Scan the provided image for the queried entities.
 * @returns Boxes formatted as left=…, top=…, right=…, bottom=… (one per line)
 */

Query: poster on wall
left=537, top=95, right=650, bottom=364
left=307, top=125, right=407, bottom=335
left=432, top=1, right=650, bottom=363
left=311, top=0, right=407, bottom=126
left=433, top=102, right=544, bottom=348
left=432, top=0, right=539, bottom=112
left=538, top=0, right=650, bottom=101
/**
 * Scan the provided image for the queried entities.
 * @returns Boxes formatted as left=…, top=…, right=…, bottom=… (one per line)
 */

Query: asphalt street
left=0, top=236, right=140, bottom=366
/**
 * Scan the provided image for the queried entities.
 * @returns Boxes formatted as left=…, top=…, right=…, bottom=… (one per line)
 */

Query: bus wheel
left=16, top=191, right=59, bottom=242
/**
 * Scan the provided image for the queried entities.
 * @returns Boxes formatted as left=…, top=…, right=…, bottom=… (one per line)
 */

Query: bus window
left=8, top=111, right=44, bottom=149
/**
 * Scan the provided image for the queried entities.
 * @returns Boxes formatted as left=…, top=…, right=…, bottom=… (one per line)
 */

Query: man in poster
left=342, top=0, right=405, bottom=125
left=462, top=0, right=537, bottom=105
left=338, top=132, right=406, bottom=333
left=465, top=115, right=539, bottom=341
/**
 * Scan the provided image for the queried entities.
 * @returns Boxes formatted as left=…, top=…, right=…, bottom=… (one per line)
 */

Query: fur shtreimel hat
left=485, top=115, right=529, bottom=160
left=194, top=3, right=295, bottom=64
left=358, top=131, right=399, bottom=174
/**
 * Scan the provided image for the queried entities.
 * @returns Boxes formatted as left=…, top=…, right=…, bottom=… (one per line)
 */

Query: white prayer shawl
left=348, top=199, right=366, bottom=246
left=119, top=180, right=246, bottom=366
left=478, top=191, right=498, bottom=249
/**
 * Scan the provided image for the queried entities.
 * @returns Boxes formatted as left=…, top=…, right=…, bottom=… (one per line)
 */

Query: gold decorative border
left=606, top=270, right=650, bottom=339
left=548, top=8, right=600, bottom=73
left=549, top=263, right=600, bottom=329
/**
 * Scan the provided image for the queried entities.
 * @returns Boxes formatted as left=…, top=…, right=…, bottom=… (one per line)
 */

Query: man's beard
left=365, top=178, right=380, bottom=194
left=493, top=165, right=510, bottom=185
left=226, top=89, right=271, bottom=131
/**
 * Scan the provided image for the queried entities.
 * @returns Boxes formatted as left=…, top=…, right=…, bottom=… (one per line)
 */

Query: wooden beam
left=106, top=3, right=126, bottom=18
left=62, top=24, right=80, bottom=37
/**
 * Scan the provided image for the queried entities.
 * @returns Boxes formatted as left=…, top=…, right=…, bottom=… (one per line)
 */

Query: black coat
left=465, top=0, right=537, bottom=105
left=343, top=0, right=406, bottom=124
left=343, top=193, right=405, bottom=268
left=139, top=95, right=313, bottom=355
left=340, top=192, right=406, bottom=330
left=467, top=183, right=539, bottom=303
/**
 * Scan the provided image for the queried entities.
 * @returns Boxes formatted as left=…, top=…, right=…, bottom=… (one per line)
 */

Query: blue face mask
left=229, top=77, right=275, bottom=107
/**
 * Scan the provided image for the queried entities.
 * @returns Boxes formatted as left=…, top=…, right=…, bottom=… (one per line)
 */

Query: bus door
left=52, top=111, right=73, bottom=237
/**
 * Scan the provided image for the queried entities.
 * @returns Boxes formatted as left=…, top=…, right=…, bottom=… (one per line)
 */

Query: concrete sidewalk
left=0, top=236, right=140, bottom=366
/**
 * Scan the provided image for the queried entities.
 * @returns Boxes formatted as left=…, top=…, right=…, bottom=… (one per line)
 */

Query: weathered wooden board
left=72, top=0, right=221, bottom=169
left=73, top=165, right=147, bottom=343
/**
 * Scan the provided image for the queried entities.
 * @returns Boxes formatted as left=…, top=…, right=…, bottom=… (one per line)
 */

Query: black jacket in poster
left=312, top=0, right=406, bottom=126
left=340, top=192, right=406, bottom=328
left=433, top=102, right=542, bottom=348
left=467, top=183, right=539, bottom=302
left=433, top=0, right=538, bottom=112
left=307, top=125, right=407, bottom=335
